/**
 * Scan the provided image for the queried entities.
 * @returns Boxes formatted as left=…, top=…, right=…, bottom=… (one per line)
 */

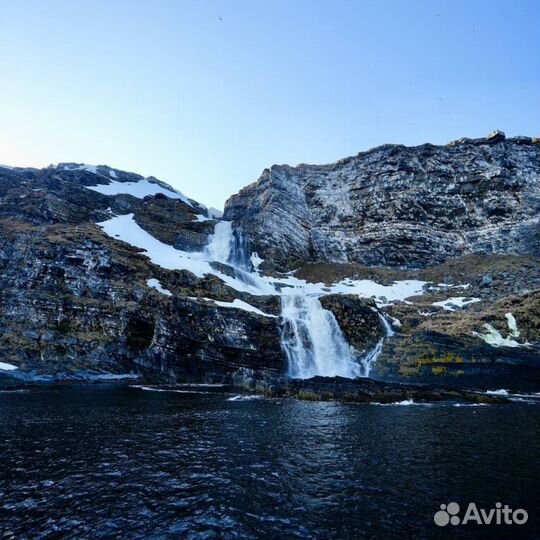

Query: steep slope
left=224, top=131, right=540, bottom=271
left=0, top=163, right=285, bottom=383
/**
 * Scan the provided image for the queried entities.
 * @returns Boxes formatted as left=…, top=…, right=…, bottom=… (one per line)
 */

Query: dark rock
left=481, top=274, right=493, bottom=287
left=258, top=375, right=509, bottom=404
left=320, top=294, right=383, bottom=350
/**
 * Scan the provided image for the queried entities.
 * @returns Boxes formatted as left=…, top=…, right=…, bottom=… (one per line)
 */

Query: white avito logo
left=434, top=502, right=528, bottom=527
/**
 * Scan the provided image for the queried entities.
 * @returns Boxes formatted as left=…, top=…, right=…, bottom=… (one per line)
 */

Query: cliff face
left=0, top=164, right=285, bottom=384
left=1, top=134, right=539, bottom=393
left=224, top=132, right=540, bottom=270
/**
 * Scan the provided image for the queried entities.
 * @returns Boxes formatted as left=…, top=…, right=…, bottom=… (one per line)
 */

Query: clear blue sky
left=1, top=0, right=538, bottom=209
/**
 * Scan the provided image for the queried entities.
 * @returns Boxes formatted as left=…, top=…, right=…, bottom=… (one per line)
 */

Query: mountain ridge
left=224, top=131, right=539, bottom=270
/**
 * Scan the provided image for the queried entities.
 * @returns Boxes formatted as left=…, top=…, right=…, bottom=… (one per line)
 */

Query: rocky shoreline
left=0, top=374, right=510, bottom=405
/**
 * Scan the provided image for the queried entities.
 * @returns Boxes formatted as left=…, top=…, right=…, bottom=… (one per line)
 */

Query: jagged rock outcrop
left=319, top=295, right=382, bottom=351
left=0, top=164, right=284, bottom=383
left=224, top=133, right=540, bottom=271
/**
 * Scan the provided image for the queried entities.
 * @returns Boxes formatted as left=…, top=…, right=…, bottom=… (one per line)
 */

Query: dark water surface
left=0, top=385, right=538, bottom=539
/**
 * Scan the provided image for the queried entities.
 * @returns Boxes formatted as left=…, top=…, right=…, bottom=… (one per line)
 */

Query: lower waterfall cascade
left=280, top=294, right=362, bottom=379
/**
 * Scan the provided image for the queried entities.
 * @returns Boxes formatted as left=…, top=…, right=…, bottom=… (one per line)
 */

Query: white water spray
left=357, top=311, right=396, bottom=377
left=205, top=221, right=233, bottom=263
left=358, top=339, right=383, bottom=377
left=280, top=294, right=362, bottom=379
left=377, top=312, right=395, bottom=337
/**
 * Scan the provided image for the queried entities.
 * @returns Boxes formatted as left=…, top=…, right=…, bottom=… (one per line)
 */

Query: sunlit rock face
left=224, top=134, right=540, bottom=271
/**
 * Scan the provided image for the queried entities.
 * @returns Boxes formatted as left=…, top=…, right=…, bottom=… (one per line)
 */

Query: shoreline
left=0, top=374, right=524, bottom=405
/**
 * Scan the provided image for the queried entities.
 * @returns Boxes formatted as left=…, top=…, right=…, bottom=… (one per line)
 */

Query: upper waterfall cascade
left=205, top=221, right=234, bottom=263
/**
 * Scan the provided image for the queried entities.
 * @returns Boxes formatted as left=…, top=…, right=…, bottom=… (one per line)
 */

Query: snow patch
left=87, top=179, right=191, bottom=204
left=192, top=297, right=274, bottom=317
left=330, top=278, right=427, bottom=304
left=193, top=214, right=212, bottom=222
left=472, top=324, right=522, bottom=348
left=147, top=278, right=173, bottom=297
left=277, top=276, right=428, bottom=305
left=65, top=163, right=98, bottom=174
left=473, top=314, right=529, bottom=348
left=432, top=297, right=481, bottom=311
left=505, top=313, right=520, bottom=337
left=208, top=298, right=275, bottom=318
left=0, top=362, right=18, bottom=371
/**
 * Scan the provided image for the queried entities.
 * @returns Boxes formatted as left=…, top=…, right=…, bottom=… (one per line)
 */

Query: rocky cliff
left=1, top=132, right=539, bottom=394
left=0, top=163, right=285, bottom=384
left=224, top=131, right=540, bottom=271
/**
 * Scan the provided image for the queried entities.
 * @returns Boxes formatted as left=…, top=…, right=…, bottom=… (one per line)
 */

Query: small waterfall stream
left=358, top=339, right=383, bottom=377
left=205, top=221, right=396, bottom=380
left=357, top=313, right=395, bottom=377
left=377, top=312, right=395, bottom=337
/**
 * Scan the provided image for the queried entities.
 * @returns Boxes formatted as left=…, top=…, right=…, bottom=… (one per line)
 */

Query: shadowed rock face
left=224, top=134, right=540, bottom=271
left=319, top=295, right=382, bottom=351
left=0, top=164, right=285, bottom=383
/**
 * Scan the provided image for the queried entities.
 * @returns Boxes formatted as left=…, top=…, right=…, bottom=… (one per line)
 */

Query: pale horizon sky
left=1, top=0, right=538, bottom=209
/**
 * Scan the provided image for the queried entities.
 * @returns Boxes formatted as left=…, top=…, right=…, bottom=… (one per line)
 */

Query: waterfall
left=281, top=298, right=395, bottom=379
left=228, top=227, right=253, bottom=271
left=205, top=221, right=274, bottom=294
left=377, top=312, right=395, bottom=337
left=359, top=339, right=383, bottom=377
left=280, top=294, right=362, bottom=379
left=205, top=221, right=253, bottom=270
left=357, top=311, right=395, bottom=377
left=204, top=220, right=395, bottom=380
left=205, top=221, right=233, bottom=263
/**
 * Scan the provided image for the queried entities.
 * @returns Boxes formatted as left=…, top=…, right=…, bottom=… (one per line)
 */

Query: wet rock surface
left=279, top=376, right=508, bottom=404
